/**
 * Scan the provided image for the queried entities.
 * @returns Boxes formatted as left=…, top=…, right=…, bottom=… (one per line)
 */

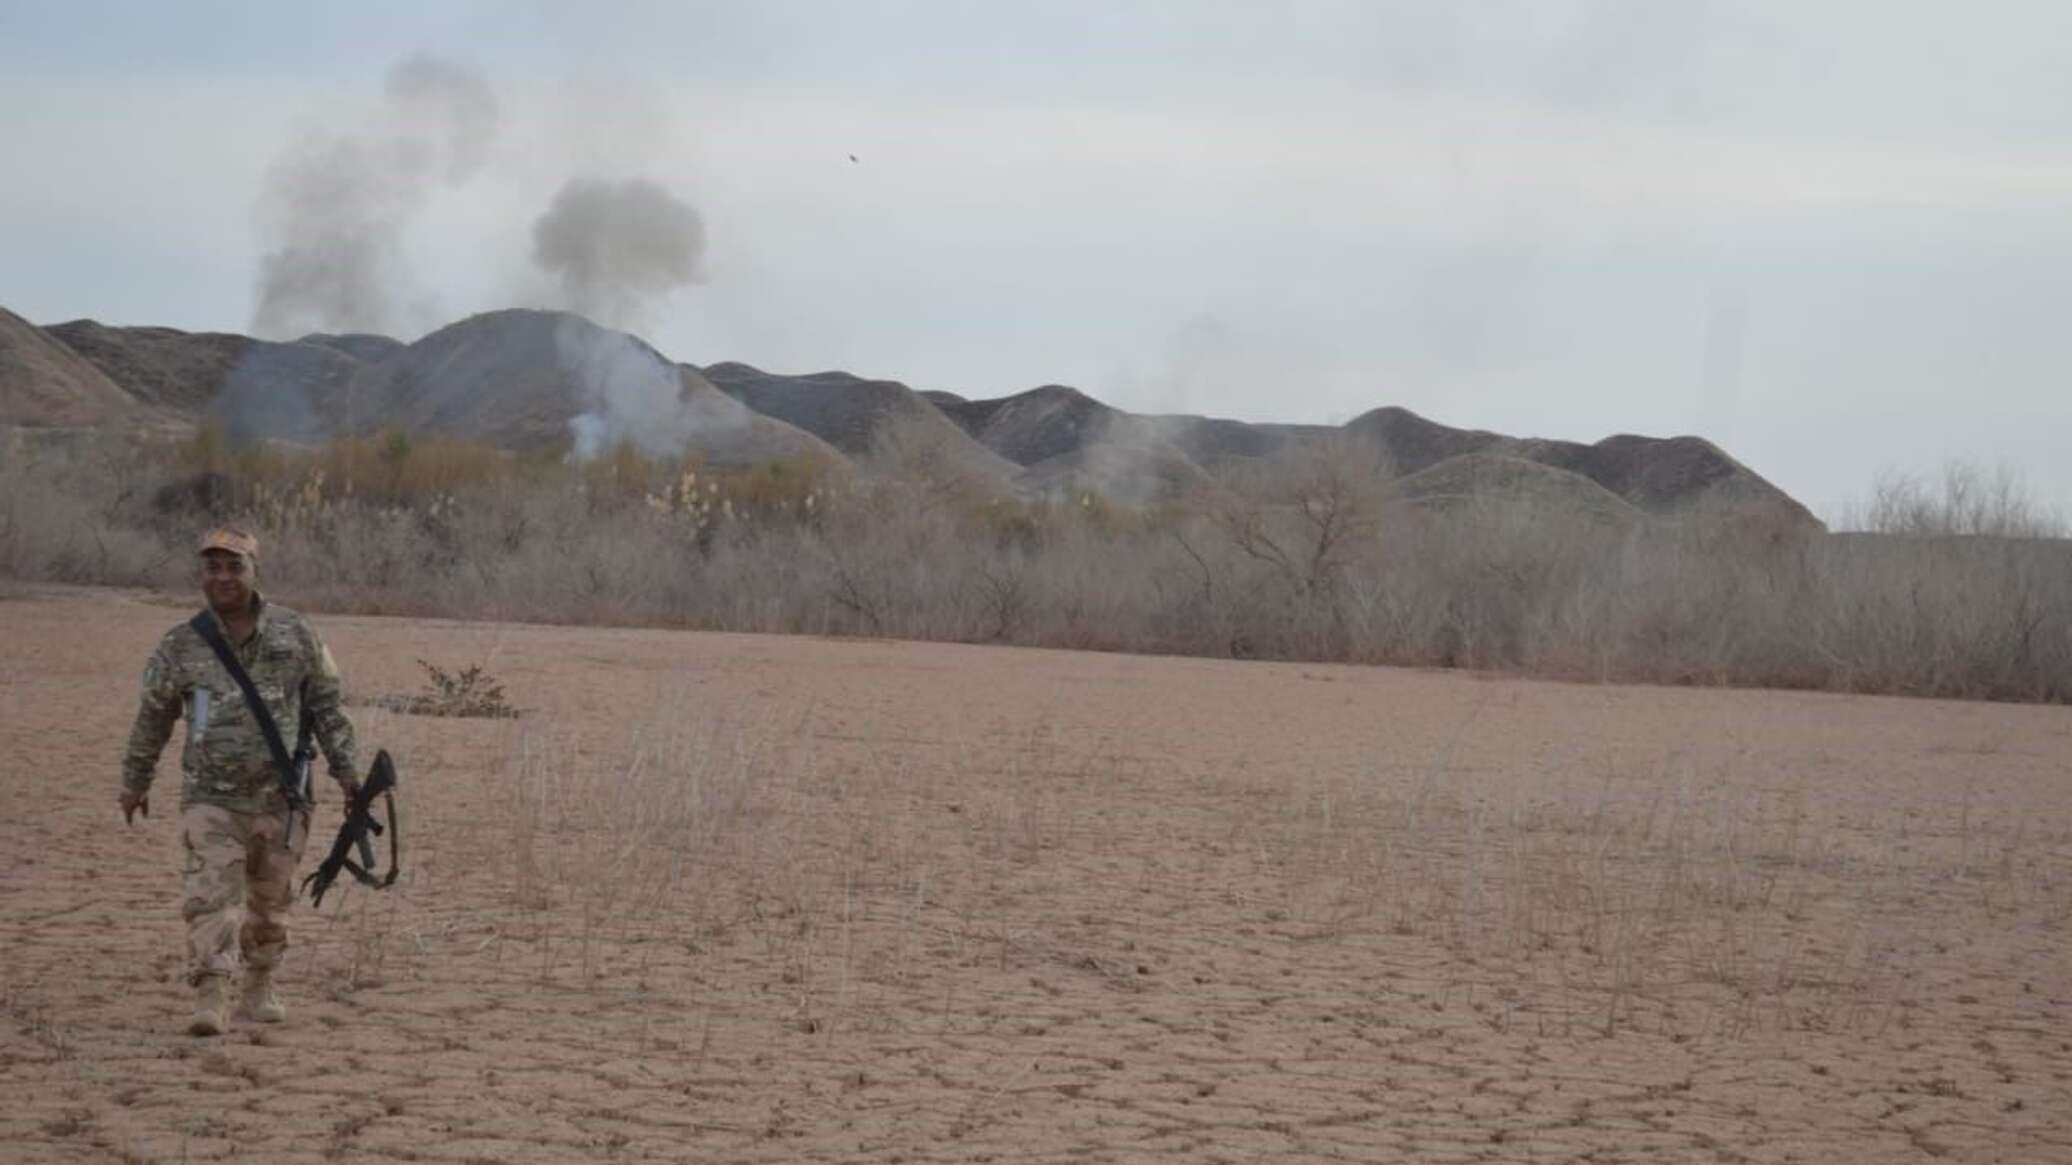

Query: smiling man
left=119, top=526, right=361, bottom=1036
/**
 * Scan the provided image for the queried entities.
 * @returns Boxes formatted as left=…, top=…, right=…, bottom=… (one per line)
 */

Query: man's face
left=200, top=550, right=254, bottom=615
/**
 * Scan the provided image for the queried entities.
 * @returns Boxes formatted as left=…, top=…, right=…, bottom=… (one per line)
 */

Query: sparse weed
left=485, top=689, right=1113, bottom=1039
left=1255, top=745, right=2062, bottom=1039
left=381, top=660, right=520, bottom=720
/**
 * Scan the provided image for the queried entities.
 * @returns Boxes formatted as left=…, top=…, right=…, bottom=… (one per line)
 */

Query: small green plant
left=393, top=659, right=520, bottom=719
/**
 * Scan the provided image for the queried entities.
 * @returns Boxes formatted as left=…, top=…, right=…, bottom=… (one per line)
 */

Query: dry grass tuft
left=414, top=685, right=2071, bottom=1042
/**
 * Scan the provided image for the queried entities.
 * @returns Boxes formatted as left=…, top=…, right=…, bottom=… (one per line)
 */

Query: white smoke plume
left=532, top=177, right=705, bottom=329
left=250, top=54, right=500, bottom=339
left=555, top=315, right=746, bottom=460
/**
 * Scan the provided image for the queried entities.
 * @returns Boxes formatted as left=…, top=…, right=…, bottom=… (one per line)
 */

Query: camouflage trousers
left=179, top=804, right=309, bottom=985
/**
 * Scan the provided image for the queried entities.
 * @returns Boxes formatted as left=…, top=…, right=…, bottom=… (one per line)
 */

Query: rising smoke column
left=250, top=54, right=500, bottom=339
left=529, top=178, right=713, bottom=458
left=554, top=315, right=747, bottom=460
left=531, top=177, right=705, bottom=329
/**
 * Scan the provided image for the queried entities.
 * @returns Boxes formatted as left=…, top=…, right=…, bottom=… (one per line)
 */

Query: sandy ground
left=3, top=586, right=2070, bottom=1164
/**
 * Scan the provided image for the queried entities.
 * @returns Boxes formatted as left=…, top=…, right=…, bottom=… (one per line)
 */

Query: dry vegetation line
left=3, top=590, right=2071, bottom=1163
left=6, top=425, right=2070, bottom=703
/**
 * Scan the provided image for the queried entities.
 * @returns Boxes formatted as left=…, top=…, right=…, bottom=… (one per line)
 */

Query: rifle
left=303, top=749, right=402, bottom=907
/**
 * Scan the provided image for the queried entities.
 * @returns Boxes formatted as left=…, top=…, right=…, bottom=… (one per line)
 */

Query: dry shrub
left=1, top=428, right=2065, bottom=702
left=1854, top=463, right=2067, bottom=540
left=382, top=660, right=520, bottom=719
left=0, top=430, right=179, bottom=586
left=309, top=428, right=511, bottom=506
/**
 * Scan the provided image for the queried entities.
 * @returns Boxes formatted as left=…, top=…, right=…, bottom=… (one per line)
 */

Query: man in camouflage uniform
left=120, top=526, right=361, bottom=1037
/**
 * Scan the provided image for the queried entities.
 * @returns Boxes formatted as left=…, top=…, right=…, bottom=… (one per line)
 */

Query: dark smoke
left=250, top=54, right=500, bottom=339
left=531, top=177, right=705, bottom=328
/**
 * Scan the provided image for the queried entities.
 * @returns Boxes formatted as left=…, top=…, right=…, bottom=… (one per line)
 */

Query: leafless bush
left=1851, top=463, right=2067, bottom=539
left=0, top=433, right=179, bottom=586
left=2, top=432, right=2064, bottom=701
left=1206, top=436, right=1392, bottom=601
left=1805, top=532, right=2071, bottom=701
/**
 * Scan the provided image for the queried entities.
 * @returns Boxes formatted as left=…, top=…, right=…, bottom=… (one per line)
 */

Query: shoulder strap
left=188, top=611, right=307, bottom=809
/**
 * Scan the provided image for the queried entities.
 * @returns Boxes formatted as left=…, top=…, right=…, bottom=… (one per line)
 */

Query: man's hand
left=119, top=786, right=149, bottom=825
left=336, top=774, right=362, bottom=806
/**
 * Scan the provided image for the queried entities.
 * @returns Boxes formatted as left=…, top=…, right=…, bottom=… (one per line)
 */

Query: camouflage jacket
left=121, top=595, right=359, bottom=813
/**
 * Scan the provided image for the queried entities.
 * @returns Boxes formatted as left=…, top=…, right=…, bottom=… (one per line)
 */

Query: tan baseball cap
left=197, top=525, right=259, bottom=561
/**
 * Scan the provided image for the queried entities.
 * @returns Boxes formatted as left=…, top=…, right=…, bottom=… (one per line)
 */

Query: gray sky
left=4, top=1, right=2069, bottom=522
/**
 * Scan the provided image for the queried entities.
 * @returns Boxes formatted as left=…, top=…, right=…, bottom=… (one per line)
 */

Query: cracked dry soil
left=3, top=588, right=2070, bottom=1163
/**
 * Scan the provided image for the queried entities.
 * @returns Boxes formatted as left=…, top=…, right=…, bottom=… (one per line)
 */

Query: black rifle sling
left=188, top=611, right=311, bottom=811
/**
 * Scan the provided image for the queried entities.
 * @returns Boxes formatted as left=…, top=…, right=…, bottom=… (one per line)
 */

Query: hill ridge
left=0, top=303, right=1816, bottom=524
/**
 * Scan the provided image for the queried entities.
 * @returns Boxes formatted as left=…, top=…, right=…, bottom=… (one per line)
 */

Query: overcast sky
left=4, top=1, right=2069, bottom=521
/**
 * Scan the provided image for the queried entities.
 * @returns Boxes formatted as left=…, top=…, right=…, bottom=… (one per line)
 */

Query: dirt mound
left=45, top=319, right=249, bottom=412
left=1394, top=452, right=1645, bottom=526
left=675, top=367, right=849, bottom=469
left=930, top=386, right=1213, bottom=504
left=1, top=300, right=1823, bottom=521
left=702, top=363, right=966, bottom=458
left=1344, top=405, right=1505, bottom=474
left=935, top=384, right=1121, bottom=468
left=1137, top=415, right=1324, bottom=468
left=348, top=310, right=841, bottom=465
left=343, top=308, right=615, bottom=445
left=49, top=319, right=364, bottom=442
left=699, top=361, right=1019, bottom=493
left=301, top=332, right=406, bottom=363
left=1348, top=405, right=1818, bottom=527
left=1556, top=432, right=1815, bottom=520
left=0, top=308, right=144, bottom=427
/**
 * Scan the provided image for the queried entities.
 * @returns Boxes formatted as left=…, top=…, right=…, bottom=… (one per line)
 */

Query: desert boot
left=189, top=974, right=230, bottom=1037
left=240, top=969, right=286, bottom=1024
